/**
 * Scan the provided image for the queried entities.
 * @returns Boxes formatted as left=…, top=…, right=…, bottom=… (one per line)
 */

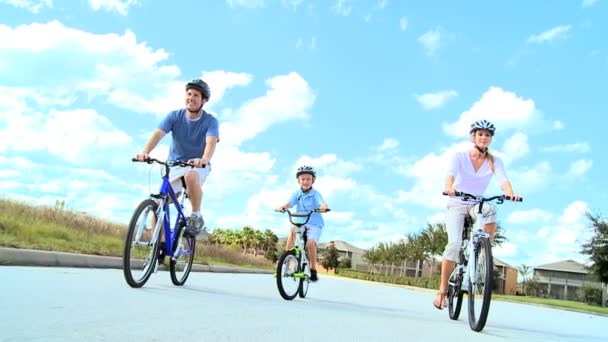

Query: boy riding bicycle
left=277, top=165, right=329, bottom=282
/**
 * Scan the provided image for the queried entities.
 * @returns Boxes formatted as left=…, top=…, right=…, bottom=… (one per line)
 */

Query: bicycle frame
left=133, top=158, right=195, bottom=263
left=446, top=191, right=522, bottom=290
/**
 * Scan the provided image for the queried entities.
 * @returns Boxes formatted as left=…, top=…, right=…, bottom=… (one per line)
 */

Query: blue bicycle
left=122, top=157, right=201, bottom=288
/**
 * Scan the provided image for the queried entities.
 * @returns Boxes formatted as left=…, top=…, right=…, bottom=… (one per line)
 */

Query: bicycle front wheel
left=276, top=250, right=300, bottom=300
left=468, top=237, right=493, bottom=332
left=298, top=260, right=310, bottom=298
left=123, top=199, right=161, bottom=288
left=170, top=230, right=196, bottom=286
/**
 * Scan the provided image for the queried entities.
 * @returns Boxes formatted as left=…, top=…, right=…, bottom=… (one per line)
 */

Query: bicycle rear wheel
left=448, top=267, right=464, bottom=320
left=170, top=226, right=196, bottom=286
left=123, top=199, right=161, bottom=288
left=468, top=237, right=493, bottom=332
left=276, top=250, right=300, bottom=300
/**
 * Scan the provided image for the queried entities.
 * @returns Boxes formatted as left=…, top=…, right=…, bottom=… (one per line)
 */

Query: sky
left=0, top=0, right=606, bottom=270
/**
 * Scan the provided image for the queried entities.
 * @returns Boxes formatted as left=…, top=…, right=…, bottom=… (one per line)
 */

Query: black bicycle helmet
left=296, top=165, right=316, bottom=178
left=186, top=79, right=211, bottom=100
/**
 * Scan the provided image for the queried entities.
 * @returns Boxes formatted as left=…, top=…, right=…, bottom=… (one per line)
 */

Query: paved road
left=0, top=266, right=605, bottom=342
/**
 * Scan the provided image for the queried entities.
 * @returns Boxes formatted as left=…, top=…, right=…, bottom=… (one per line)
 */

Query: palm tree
left=420, top=223, right=447, bottom=277
left=404, top=233, right=429, bottom=278
left=518, top=264, right=532, bottom=294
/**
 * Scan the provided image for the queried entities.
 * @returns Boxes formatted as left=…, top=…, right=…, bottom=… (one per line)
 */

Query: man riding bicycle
left=135, top=78, right=219, bottom=239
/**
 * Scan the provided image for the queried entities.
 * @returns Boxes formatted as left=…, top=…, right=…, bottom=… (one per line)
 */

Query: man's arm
left=137, top=129, right=166, bottom=160
left=200, top=136, right=218, bottom=165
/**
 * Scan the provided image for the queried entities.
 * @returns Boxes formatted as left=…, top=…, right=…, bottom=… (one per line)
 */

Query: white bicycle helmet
left=470, top=119, right=496, bottom=136
left=296, top=165, right=316, bottom=178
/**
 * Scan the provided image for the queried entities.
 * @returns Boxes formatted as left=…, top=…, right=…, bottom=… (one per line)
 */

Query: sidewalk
left=0, top=247, right=272, bottom=274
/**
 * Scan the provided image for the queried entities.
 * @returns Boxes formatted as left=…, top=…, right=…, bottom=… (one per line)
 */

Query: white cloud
left=540, top=142, right=590, bottom=153
left=282, top=0, right=304, bottom=11
left=507, top=209, right=553, bottom=224
left=500, top=132, right=529, bottom=164
left=567, top=159, right=592, bottom=177
left=0, top=93, right=132, bottom=164
left=376, top=0, right=388, bottom=9
left=0, top=20, right=191, bottom=116
left=494, top=242, right=517, bottom=258
left=0, top=0, right=51, bottom=13
left=394, top=141, right=472, bottom=210
left=527, top=25, right=571, bottom=44
left=582, top=0, right=597, bottom=8
left=377, top=138, right=399, bottom=152
left=441, top=87, right=539, bottom=138
left=332, top=0, right=352, bottom=16
left=528, top=201, right=590, bottom=265
left=399, top=16, right=408, bottom=31
left=418, top=28, right=441, bottom=56
left=508, top=161, right=552, bottom=193
left=220, top=72, right=315, bottom=147
left=201, top=71, right=253, bottom=107
left=89, top=0, right=140, bottom=15
left=226, top=0, right=265, bottom=9
left=552, top=120, right=564, bottom=130
left=415, top=90, right=458, bottom=110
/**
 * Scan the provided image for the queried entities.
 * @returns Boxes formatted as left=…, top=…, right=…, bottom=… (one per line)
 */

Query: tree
left=493, top=221, right=508, bottom=247
left=321, top=242, right=340, bottom=272
left=363, top=246, right=381, bottom=274
left=404, top=233, right=429, bottom=278
left=518, top=264, right=532, bottom=294
left=420, top=223, right=447, bottom=276
left=581, top=212, right=608, bottom=283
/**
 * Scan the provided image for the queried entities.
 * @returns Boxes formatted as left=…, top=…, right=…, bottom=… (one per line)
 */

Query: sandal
left=433, top=291, right=448, bottom=310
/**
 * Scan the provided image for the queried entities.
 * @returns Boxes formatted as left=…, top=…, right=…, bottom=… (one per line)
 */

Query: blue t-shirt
left=158, top=109, right=220, bottom=162
left=288, top=188, right=325, bottom=228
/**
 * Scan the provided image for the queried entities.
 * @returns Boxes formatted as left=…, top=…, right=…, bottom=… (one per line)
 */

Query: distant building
left=494, top=257, right=518, bottom=295
left=532, top=259, right=592, bottom=301
left=317, top=240, right=366, bottom=269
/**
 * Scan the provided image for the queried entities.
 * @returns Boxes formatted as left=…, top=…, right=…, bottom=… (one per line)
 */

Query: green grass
left=0, top=198, right=273, bottom=271
left=493, top=294, right=608, bottom=316
left=333, top=269, right=608, bottom=316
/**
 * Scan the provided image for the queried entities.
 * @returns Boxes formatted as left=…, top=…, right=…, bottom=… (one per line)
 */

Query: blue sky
left=0, top=0, right=606, bottom=270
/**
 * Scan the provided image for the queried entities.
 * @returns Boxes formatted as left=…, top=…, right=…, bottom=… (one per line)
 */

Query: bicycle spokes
left=468, top=237, right=494, bottom=332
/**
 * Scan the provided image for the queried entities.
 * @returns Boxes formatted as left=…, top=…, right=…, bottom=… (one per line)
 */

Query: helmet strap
left=474, top=145, right=488, bottom=154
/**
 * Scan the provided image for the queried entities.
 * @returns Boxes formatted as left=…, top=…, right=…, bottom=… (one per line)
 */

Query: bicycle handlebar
left=131, top=157, right=205, bottom=168
left=443, top=191, right=523, bottom=202
left=274, top=208, right=331, bottom=226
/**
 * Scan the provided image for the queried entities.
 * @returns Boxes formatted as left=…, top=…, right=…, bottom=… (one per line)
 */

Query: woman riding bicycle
left=434, top=119, right=520, bottom=310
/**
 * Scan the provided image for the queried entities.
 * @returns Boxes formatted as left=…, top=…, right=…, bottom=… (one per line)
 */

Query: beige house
left=317, top=240, right=366, bottom=269
left=532, top=259, right=590, bottom=301
left=494, top=258, right=518, bottom=295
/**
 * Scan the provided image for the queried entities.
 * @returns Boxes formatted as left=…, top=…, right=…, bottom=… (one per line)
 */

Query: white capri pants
left=442, top=201, right=496, bottom=262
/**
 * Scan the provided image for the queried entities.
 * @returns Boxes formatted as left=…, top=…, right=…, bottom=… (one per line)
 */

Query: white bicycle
left=444, top=191, right=522, bottom=332
left=274, top=208, right=330, bottom=300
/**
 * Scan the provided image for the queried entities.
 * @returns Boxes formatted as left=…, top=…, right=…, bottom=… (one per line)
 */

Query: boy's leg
left=306, top=225, right=322, bottom=281
left=285, top=226, right=296, bottom=250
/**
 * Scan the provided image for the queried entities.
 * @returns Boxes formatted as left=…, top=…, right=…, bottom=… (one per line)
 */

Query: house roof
left=494, top=257, right=516, bottom=269
left=318, top=240, right=367, bottom=254
left=534, top=259, right=588, bottom=274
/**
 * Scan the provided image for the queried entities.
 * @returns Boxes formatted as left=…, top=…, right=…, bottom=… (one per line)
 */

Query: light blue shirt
left=288, top=188, right=325, bottom=228
left=159, top=109, right=219, bottom=162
